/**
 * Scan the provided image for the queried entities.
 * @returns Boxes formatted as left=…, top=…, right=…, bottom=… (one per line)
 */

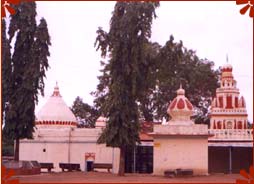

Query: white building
left=19, top=84, right=120, bottom=173
left=151, top=85, right=209, bottom=175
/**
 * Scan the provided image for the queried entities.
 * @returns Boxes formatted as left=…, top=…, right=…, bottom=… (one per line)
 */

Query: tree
left=2, top=19, right=12, bottom=124
left=94, top=35, right=219, bottom=125
left=151, top=36, right=219, bottom=123
left=71, top=96, right=99, bottom=128
left=2, top=19, right=13, bottom=157
left=95, top=2, right=159, bottom=176
left=2, top=1, right=51, bottom=161
left=92, top=41, right=160, bottom=122
left=91, top=60, right=111, bottom=116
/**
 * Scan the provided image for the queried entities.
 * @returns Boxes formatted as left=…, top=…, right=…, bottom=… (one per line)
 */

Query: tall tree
left=92, top=41, right=160, bottom=121
left=91, top=60, right=111, bottom=116
left=2, top=1, right=51, bottom=161
left=93, top=35, right=219, bottom=124
left=71, top=96, right=99, bottom=128
left=95, top=2, right=159, bottom=176
left=2, top=19, right=12, bottom=123
left=2, top=19, right=13, bottom=157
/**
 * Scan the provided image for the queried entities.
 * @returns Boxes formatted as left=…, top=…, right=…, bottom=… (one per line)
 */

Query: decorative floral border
left=1, top=0, right=20, bottom=17
left=236, top=166, right=254, bottom=184
left=236, top=0, right=254, bottom=17
left=1, top=0, right=253, bottom=183
left=1, top=166, right=19, bottom=184
left=2, top=0, right=254, bottom=18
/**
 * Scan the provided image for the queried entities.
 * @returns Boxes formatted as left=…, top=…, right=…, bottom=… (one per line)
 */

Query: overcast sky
left=35, top=1, right=253, bottom=122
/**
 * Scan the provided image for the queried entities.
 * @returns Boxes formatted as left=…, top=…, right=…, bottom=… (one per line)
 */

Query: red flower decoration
left=236, top=0, right=254, bottom=18
left=1, top=0, right=20, bottom=18
left=236, top=166, right=254, bottom=184
left=1, top=165, right=19, bottom=184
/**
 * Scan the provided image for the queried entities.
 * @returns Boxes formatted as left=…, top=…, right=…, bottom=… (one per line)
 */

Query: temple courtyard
left=15, top=171, right=242, bottom=183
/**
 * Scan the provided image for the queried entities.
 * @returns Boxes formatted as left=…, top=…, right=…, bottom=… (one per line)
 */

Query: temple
left=208, top=63, right=252, bottom=173
left=18, top=63, right=252, bottom=175
left=210, top=63, right=248, bottom=130
left=20, top=84, right=120, bottom=173
left=151, top=85, right=209, bottom=175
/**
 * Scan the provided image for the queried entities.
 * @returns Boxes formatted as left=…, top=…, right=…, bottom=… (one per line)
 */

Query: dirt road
left=15, top=171, right=243, bottom=183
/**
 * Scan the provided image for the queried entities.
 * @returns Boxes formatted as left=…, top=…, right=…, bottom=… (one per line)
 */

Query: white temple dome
left=36, top=83, right=77, bottom=127
left=166, top=85, right=194, bottom=125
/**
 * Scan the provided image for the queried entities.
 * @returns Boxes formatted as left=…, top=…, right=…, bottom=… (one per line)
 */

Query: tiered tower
left=210, top=63, right=248, bottom=129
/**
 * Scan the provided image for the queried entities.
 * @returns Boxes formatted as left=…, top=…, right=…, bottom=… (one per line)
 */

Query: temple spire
left=52, top=81, right=61, bottom=97
left=177, top=83, right=185, bottom=95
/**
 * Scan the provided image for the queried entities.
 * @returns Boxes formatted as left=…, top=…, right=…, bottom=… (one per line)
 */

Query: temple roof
left=36, top=83, right=77, bottom=123
left=167, top=85, right=194, bottom=125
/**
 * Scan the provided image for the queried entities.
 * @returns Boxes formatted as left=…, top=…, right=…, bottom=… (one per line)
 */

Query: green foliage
left=71, top=96, right=99, bottom=128
left=2, top=2, right=50, bottom=147
left=93, top=36, right=219, bottom=125
left=2, top=133, right=14, bottom=156
left=91, top=61, right=111, bottom=115
left=1, top=19, right=12, bottom=122
left=95, top=2, right=159, bottom=148
left=151, top=36, right=220, bottom=123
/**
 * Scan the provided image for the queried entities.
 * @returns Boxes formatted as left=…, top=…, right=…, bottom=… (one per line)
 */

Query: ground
left=15, top=171, right=243, bottom=183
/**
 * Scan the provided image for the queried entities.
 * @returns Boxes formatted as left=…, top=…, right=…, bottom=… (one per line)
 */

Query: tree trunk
left=14, top=138, right=19, bottom=161
left=118, top=146, right=125, bottom=176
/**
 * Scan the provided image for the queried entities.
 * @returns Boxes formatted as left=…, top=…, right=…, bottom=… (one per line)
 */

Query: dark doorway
left=125, top=144, right=153, bottom=173
left=209, top=146, right=230, bottom=173
left=86, top=161, right=94, bottom=172
left=232, top=147, right=253, bottom=173
left=208, top=146, right=253, bottom=174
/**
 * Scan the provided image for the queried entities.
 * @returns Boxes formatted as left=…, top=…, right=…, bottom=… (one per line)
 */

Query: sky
left=34, top=1, right=253, bottom=122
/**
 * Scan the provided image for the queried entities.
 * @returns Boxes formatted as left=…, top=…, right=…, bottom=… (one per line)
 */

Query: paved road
left=15, top=171, right=243, bottom=183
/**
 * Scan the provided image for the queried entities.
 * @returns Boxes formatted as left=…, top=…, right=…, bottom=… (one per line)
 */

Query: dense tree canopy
left=2, top=2, right=51, bottom=160
left=149, top=36, right=220, bottom=123
left=71, top=96, right=99, bottom=128
left=93, top=36, right=219, bottom=125
left=94, top=1, right=159, bottom=176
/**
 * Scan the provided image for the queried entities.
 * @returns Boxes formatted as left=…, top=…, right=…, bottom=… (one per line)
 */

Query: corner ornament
left=1, top=0, right=20, bottom=18
left=1, top=165, right=19, bottom=184
left=236, top=166, right=254, bottom=184
left=236, top=0, right=254, bottom=18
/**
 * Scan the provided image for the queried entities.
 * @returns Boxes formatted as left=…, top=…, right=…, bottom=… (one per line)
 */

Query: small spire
left=52, top=81, right=61, bottom=97
left=226, top=54, right=229, bottom=63
left=177, top=83, right=185, bottom=95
